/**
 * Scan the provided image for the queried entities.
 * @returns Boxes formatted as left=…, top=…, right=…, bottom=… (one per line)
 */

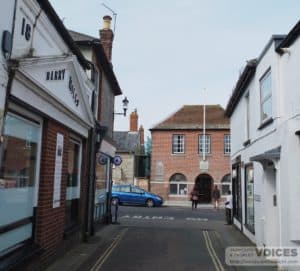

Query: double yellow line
left=203, top=230, right=225, bottom=271
left=90, top=228, right=128, bottom=271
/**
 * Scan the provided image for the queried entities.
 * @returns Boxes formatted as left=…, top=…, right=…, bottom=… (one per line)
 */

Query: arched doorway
left=195, top=174, right=213, bottom=203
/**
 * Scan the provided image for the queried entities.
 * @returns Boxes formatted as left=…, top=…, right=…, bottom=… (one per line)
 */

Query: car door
left=118, top=185, right=131, bottom=203
left=130, top=186, right=146, bottom=205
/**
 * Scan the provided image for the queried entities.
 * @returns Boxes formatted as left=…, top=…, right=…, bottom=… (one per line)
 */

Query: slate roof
left=151, top=105, right=229, bottom=130
left=69, top=30, right=98, bottom=44
left=113, top=131, right=140, bottom=153
left=69, top=30, right=122, bottom=96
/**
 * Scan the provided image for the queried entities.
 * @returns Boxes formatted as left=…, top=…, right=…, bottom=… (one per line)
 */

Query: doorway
left=195, top=174, right=213, bottom=203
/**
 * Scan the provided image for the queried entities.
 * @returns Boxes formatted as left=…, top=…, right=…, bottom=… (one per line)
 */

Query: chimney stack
left=139, top=125, right=144, bottom=146
left=130, top=109, right=138, bottom=132
left=100, top=15, right=114, bottom=61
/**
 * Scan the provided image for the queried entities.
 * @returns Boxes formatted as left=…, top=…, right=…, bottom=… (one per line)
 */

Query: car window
left=112, top=186, right=120, bottom=192
left=131, top=186, right=144, bottom=193
left=120, top=185, right=130, bottom=192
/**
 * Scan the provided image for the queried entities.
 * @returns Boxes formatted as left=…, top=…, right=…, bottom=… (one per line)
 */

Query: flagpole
left=203, top=88, right=206, bottom=161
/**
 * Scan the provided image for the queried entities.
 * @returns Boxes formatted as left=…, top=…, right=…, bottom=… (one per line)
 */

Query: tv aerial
left=102, top=3, right=117, bottom=34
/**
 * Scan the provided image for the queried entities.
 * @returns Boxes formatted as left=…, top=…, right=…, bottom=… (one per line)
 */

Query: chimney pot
left=103, top=15, right=112, bottom=29
left=100, top=15, right=114, bottom=61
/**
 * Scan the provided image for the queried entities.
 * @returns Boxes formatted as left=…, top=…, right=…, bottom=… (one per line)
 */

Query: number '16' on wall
left=21, top=18, right=31, bottom=41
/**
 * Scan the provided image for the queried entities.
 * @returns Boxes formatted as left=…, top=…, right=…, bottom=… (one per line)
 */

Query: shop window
left=169, top=173, right=187, bottom=195
left=245, top=164, right=255, bottom=233
left=232, top=164, right=242, bottom=222
left=65, top=139, right=81, bottom=229
left=0, top=113, right=41, bottom=254
left=221, top=174, right=231, bottom=195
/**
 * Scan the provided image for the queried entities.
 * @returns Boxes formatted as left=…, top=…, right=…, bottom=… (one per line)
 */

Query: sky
left=50, top=0, right=300, bottom=138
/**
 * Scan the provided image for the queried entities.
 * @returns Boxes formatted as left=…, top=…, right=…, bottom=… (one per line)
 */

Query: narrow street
left=71, top=206, right=277, bottom=271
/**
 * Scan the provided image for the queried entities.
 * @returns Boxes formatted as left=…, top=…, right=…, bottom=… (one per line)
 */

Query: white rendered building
left=225, top=21, right=300, bottom=270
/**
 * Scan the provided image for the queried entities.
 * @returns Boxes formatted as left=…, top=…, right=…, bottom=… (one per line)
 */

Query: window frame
left=0, top=107, right=42, bottom=255
left=65, top=136, right=82, bottom=230
left=224, top=134, right=231, bottom=155
left=260, top=68, right=272, bottom=123
left=172, top=134, right=185, bottom=154
left=169, top=173, right=187, bottom=196
left=198, top=134, right=211, bottom=154
left=244, top=164, right=255, bottom=234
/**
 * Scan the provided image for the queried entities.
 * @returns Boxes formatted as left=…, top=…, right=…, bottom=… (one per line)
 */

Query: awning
left=250, top=146, right=281, bottom=163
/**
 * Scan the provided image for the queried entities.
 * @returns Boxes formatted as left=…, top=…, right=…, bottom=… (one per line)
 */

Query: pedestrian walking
left=190, top=186, right=199, bottom=210
left=212, top=185, right=221, bottom=209
left=225, top=190, right=233, bottom=225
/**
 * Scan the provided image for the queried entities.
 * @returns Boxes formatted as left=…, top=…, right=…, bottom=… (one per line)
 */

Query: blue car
left=112, top=184, right=163, bottom=207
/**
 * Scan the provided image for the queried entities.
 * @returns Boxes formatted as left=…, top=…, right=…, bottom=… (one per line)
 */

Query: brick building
left=0, top=1, right=117, bottom=270
left=113, top=110, right=149, bottom=190
left=150, top=105, right=231, bottom=205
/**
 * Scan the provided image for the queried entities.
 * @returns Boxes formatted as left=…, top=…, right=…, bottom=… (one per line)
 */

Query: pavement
left=45, top=224, right=121, bottom=271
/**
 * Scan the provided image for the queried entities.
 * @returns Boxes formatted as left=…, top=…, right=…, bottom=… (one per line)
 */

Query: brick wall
left=150, top=129, right=230, bottom=202
left=25, top=119, right=88, bottom=270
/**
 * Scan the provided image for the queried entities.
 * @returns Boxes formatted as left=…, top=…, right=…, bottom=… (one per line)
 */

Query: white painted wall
left=0, top=1, right=15, bottom=133
left=230, top=33, right=300, bottom=270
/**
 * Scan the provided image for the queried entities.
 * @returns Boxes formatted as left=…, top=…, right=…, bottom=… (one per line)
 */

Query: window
left=65, top=138, right=81, bottom=229
left=232, top=164, right=242, bottom=222
left=169, top=173, right=187, bottom=195
left=221, top=174, right=231, bottom=195
left=199, top=135, right=211, bottom=154
left=131, top=186, right=144, bottom=193
left=224, top=135, right=231, bottom=154
left=0, top=113, right=41, bottom=254
left=172, top=135, right=185, bottom=154
left=245, top=165, right=254, bottom=233
left=120, top=185, right=130, bottom=193
left=260, top=69, right=272, bottom=122
left=245, top=93, right=250, bottom=140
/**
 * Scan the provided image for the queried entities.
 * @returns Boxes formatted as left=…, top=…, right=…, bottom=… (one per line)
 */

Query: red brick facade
left=25, top=119, right=88, bottom=270
left=150, top=105, right=230, bottom=204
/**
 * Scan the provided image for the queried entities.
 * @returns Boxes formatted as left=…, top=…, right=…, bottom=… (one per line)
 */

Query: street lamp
left=114, top=96, right=129, bottom=116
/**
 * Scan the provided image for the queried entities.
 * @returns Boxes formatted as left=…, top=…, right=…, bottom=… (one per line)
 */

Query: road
left=88, top=205, right=277, bottom=271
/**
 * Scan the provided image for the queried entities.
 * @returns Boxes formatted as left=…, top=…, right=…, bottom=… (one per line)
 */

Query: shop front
left=0, top=56, right=94, bottom=269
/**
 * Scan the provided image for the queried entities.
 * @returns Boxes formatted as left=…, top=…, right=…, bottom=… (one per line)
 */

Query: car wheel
left=146, top=199, right=154, bottom=207
left=112, top=197, right=119, bottom=205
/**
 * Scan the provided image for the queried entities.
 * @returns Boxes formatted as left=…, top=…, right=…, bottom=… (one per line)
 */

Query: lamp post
left=114, top=96, right=129, bottom=116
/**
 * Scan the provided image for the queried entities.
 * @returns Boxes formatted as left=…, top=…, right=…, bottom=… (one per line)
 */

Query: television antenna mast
left=102, top=3, right=117, bottom=34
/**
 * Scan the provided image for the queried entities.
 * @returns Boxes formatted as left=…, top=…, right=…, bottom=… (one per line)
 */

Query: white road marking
left=120, top=215, right=174, bottom=220
left=186, top=217, right=208, bottom=221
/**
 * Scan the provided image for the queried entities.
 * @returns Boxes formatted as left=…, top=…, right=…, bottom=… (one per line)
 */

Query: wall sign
left=46, top=69, right=65, bottom=81
left=68, top=76, right=79, bottom=107
left=21, top=18, right=31, bottom=41
left=53, top=133, right=64, bottom=208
